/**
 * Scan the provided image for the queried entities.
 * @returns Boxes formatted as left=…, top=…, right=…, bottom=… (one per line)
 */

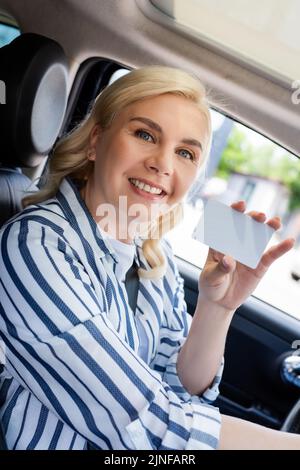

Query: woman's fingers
left=221, top=201, right=288, bottom=271
left=231, top=201, right=268, bottom=223
left=259, top=238, right=295, bottom=270
left=265, top=216, right=281, bottom=230
left=220, top=255, right=235, bottom=272
left=245, top=210, right=267, bottom=222
left=231, top=200, right=282, bottom=230
left=230, top=200, right=246, bottom=212
left=203, top=253, right=235, bottom=287
left=208, top=247, right=229, bottom=265
left=207, top=248, right=235, bottom=276
left=246, top=212, right=281, bottom=230
left=245, top=210, right=282, bottom=231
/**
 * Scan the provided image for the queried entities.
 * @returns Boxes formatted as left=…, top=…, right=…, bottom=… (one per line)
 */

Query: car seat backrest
left=0, top=32, right=68, bottom=227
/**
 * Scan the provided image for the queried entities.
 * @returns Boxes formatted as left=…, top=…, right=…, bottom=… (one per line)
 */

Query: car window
left=165, top=109, right=300, bottom=321
left=151, top=0, right=300, bottom=83
left=0, top=20, right=20, bottom=147
left=0, top=22, right=20, bottom=47
left=0, top=21, right=20, bottom=108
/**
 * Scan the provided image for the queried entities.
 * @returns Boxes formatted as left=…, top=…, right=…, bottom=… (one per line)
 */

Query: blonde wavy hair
left=22, top=66, right=212, bottom=279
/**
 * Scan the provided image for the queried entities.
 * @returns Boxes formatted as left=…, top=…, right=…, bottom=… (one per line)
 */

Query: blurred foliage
left=216, top=126, right=300, bottom=211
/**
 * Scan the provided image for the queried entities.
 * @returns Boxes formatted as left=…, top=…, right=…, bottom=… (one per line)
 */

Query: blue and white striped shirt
left=0, top=177, right=223, bottom=450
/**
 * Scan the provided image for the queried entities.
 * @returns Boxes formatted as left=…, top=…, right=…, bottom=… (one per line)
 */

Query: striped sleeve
left=0, top=219, right=222, bottom=450
left=150, top=242, right=224, bottom=404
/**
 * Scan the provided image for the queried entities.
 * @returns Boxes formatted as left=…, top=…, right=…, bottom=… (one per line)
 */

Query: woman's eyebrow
left=129, top=116, right=203, bottom=151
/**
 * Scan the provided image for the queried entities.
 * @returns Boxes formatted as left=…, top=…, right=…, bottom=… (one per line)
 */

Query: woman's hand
left=198, top=200, right=295, bottom=311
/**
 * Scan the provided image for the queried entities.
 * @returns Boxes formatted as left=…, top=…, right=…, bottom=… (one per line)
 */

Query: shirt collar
left=57, top=177, right=144, bottom=266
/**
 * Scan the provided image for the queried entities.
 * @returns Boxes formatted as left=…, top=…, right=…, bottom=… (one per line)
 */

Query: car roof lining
left=0, top=0, right=299, bottom=158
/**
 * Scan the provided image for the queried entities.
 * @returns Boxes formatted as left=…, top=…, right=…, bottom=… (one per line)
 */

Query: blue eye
left=178, top=148, right=194, bottom=160
left=135, top=129, right=154, bottom=142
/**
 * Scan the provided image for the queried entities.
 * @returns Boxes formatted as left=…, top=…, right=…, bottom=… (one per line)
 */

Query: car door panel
left=178, top=257, right=300, bottom=429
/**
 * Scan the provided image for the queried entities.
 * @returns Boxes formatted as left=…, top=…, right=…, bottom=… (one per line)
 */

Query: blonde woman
left=0, top=66, right=299, bottom=450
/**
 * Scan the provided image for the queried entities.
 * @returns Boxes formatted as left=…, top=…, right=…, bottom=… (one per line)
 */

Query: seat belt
left=0, top=422, right=7, bottom=450
left=87, top=262, right=139, bottom=450
left=0, top=365, right=8, bottom=450
left=124, top=261, right=139, bottom=313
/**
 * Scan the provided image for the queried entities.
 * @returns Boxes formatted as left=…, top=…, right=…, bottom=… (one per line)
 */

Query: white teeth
left=129, top=178, right=163, bottom=195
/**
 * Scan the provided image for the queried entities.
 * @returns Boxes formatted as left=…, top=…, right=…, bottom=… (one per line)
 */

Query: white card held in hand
left=192, top=199, right=275, bottom=269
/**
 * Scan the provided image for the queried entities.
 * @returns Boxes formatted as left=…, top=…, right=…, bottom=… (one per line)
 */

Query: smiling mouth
left=128, top=178, right=167, bottom=197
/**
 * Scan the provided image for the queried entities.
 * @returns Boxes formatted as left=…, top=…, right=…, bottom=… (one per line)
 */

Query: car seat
left=0, top=32, right=68, bottom=227
left=0, top=32, right=68, bottom=450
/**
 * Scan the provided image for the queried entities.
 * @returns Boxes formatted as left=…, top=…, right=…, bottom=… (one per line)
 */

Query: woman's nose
left=145, top=152, right=174, bottom=176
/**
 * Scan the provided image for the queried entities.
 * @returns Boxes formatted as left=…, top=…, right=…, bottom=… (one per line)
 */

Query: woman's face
left=86, top=93, right=208, bottom=239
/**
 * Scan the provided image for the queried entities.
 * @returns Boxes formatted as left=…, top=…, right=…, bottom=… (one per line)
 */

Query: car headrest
left=0, top=32, right=68, bottom=168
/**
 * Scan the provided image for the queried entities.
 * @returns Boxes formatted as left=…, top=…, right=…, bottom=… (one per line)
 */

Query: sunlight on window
left=152, top=0, right=300, bottom=82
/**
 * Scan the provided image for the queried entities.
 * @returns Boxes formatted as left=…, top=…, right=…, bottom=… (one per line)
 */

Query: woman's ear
left=87, top=148, right=96, bottom=161
left=89, top=123, right=101, bottom=147
left=87, top=124, right=102, bottom=161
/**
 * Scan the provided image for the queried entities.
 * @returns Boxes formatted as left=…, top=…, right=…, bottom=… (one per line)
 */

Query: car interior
left=0, top=0, right=300, bottom=450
